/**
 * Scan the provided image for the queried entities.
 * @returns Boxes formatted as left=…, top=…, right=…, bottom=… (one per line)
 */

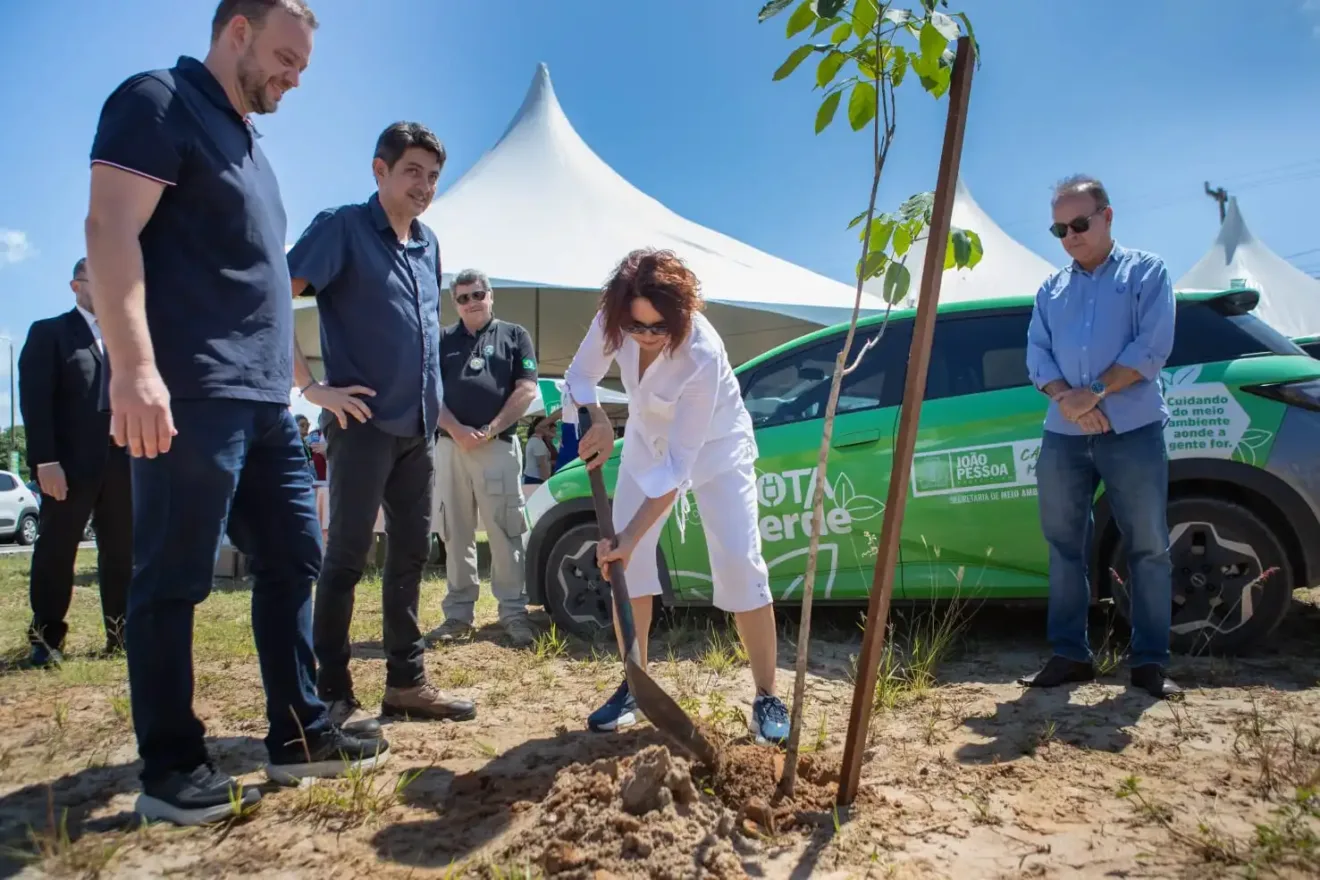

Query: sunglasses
left=624, top=320, right=668, bottom=337
left=1049, top=210, right=1103, bottom=239
left=454, top=289, right=488, bottom=306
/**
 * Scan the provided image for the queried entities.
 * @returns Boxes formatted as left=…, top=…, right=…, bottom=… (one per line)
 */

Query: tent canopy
left=526, top=377, right=627, bottom=419
left=297, top=63, right=888, bottom=374
left=862, top=178, right=1056, bottom=308
left=1176, top=197, right=1320, bottom=339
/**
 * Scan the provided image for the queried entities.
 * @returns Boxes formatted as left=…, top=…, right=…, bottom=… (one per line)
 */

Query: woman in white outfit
left=565, top=248, right=790, bottom=744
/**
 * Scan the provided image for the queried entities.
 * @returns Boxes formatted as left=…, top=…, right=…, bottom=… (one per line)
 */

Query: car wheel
left=1108, top=496, right=1293, bottom=655
left=543, top=521, right=662, bottom=643
left=17, top=513, right=38, bottom=546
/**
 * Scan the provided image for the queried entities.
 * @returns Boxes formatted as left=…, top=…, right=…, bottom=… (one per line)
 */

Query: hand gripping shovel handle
left=577, top=406, right=718, bottom=767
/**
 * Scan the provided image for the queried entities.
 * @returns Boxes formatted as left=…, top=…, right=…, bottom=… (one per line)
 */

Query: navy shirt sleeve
left=90, top=74, right=183, bottom=186
left=287, top=209, right=346, bottom=296
left=512, top=325, right=538, bottom=383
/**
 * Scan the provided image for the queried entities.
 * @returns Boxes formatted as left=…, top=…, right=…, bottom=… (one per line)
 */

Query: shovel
left=578, top=406, right=719, bottom=767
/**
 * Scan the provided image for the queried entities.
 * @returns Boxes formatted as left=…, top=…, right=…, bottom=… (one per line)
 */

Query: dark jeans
left=126, top=400, right=328, bottom=783
left=1037, top=420, right=1173, bottom=669
left=29, top=449, right=132, bottom=649
left=313, top=418, right=433, bottom=699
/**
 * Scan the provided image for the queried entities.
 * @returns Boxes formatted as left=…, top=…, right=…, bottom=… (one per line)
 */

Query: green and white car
left=523, top=288, right=1320, bottom=654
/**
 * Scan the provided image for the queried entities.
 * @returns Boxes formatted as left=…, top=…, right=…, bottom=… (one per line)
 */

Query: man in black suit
left=19, top=257, right=132, bottom=665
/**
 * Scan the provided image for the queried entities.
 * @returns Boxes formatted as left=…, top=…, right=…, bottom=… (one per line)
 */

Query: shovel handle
left=578, top=406, right=642, bottom=668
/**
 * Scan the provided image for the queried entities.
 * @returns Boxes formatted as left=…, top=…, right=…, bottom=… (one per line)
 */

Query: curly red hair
left=598, top=248, right=705, bottom=356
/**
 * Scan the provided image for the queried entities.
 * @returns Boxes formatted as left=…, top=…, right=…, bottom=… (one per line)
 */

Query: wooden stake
left=836, top=36, right=977, bottom=807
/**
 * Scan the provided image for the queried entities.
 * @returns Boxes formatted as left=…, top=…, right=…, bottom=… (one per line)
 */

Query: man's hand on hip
left=304, top=382, right=376, bottom=428
left=36, top=463, right=68, bottom=501
left=109, top=364, right=176, bottom=458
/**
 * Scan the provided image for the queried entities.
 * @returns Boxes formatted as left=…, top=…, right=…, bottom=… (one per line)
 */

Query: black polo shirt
left=440, top=319, right=537, bottom=440
left=89, top=56, right=293, bottom=404
left=287, top=194, right=442, bottom=437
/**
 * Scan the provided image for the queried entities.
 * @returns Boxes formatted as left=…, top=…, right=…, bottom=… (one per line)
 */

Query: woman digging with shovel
left=565, top=247, right=790, bottom=745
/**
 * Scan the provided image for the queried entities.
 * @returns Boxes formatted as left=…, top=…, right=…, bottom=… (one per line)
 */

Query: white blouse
left=564, top=311, right=757, bottom=500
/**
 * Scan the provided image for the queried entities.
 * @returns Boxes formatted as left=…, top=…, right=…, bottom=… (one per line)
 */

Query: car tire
left=16, top=513, right=38, bottom=546
left=1108, top=496, right=1293, bottom=655
left=543, top=521, right=661, bottom=644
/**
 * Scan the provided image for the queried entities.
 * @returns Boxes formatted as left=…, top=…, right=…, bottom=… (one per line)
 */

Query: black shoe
left=28, top=643, right=64, bottom=668
left=1131, top=664, right=1183, bottom=700
left=135, top=764, right=261, bottom=826
left=325, top=697, right=383, bottom=740
left=1018, top=655, right=1095, bottom=688
left=266, top=727, right=391, bottom=785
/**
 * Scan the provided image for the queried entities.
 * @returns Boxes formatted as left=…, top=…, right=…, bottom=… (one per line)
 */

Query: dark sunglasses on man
left=1049, top=209, right=1105, bottom=239
left=454, top=289, right=488, bottom=306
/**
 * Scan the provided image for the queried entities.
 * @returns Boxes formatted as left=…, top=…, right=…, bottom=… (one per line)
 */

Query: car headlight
left=524, top=482, right=556, bottom=530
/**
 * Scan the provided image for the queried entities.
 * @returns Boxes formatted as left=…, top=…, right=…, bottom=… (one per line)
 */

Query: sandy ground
left=0, top=552, right=1317, bottom=878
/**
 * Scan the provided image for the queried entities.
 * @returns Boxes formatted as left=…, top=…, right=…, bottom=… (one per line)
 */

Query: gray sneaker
left=502, top=616, right=538, bottom=648
left=429, top=618, right=475, bottom=643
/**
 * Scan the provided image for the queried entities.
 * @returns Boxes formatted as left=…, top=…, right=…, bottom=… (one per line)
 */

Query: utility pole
left=1204, top=181, right=1228, bottom=224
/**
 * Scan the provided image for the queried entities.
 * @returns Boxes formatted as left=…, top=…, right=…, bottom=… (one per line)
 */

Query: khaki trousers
left=434, top=436, right=529, bottom=623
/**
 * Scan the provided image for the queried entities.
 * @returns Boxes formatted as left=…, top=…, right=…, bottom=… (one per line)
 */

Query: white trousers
left=612, top=458, right=773, bottom=614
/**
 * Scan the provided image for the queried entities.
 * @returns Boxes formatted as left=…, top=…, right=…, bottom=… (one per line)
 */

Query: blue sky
left=1, top=0, right=1319, bottom=426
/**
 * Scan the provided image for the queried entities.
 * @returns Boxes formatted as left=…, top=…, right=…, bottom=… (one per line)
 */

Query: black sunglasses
left=624, top=320, right=668, bottom=337
left=1049, top=209, right=1104, bottom=239
left=454, top=289, right=488, bottom=306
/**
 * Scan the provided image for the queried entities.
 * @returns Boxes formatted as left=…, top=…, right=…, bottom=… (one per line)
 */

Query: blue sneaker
left=588, top=679, right=638, bottom=732
left=751, top=693, right=790, bottom=745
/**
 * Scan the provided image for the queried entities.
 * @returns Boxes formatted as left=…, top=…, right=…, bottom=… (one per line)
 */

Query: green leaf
left=943, top=236, right=957, bottom=270
left=815, top=89, right=842, bottom=133
left=965, top=229, right=984, bottom=268
left=867, top=217, right=894, bottom=252
left=882, top=260, right=911, bottom=304
left=852, top=0, right=879, bottom=39
left=950, top=228, right=971, bottom=267
left=830, top=21, right=853, bottom=43
left=920, top=63, right=952, bottom=98
left=930, top=11, right=960, bottom=39
left=847, top=81, right=877, bottom=130
left=892, top=224, right=912, bottom=257
left=954, top=11, right=978, bottom=53
left=899, top=191, right=935, bottom=221
left=816, top=50, right=848, bottom=88
left=859, top=249, right=888, bottom=281
left=814, top=0, right=847, bottom=16
left=757, top=0, right=796, bottom=22
left=786, top=1, right=817, bottom=37
left=890, top=45, right=908, bottom=87
left=774, top=44, right=814, bottom=80
left=919, top=20, right=947, bottom=63
left=883, top=8, right=912, bottom=25
left=812, top=16, right=839, bottom=35
left=847, top=209, right=869, bottom=229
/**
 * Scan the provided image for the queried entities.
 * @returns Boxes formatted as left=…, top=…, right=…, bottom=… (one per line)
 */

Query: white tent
left=863, top=178, right=1056, bottom=308
left=1176, top=197, right=1320, bottom=339
left=296, top=63, right=887, bottom=376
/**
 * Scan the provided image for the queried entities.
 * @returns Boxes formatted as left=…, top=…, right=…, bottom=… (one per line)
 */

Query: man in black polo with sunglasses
left=434, top=269, right=539, bottom=647
left=1022, top=174, right=1180, bottom=701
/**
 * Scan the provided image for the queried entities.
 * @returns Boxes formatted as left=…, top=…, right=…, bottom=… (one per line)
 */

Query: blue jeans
left=126, top=400, right=329, bottom=783
left=1037, top=420, right=1172, bottom=668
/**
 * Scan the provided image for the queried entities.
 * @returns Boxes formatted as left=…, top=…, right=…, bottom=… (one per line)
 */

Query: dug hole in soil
left=487, top=738, right=843, bottom=879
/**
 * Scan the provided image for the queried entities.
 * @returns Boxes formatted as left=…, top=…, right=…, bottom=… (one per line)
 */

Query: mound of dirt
left=713, top=744, right=841, bottom=832
left=489, top=744, right=746, bottom=879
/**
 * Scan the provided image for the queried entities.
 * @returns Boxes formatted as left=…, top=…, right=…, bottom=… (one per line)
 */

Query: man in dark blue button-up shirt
left=1020, top=174, right=1181, bottom=701
left=83, top=0, right=383, bottom=828
left=288, top=121, right=475, bottom=729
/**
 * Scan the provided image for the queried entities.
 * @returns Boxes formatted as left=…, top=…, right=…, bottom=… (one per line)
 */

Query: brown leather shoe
left=381, top=683, right=477, bottom=722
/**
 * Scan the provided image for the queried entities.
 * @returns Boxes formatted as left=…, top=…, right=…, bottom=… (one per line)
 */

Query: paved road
left=0, top=541, right=95, bottom=557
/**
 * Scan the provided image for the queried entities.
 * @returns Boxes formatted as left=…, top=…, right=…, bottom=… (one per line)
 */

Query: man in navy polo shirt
left=84, top=0, right=384, bottom=827
left=287, top=121, right=475, bottom=732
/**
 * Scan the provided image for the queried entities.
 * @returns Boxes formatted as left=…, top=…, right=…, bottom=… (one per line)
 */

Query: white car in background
left=0, top=470, right=40, bottom=545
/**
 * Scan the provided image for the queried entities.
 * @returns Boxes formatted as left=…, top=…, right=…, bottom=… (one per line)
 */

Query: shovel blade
left=625, top=658, right=720, bottom=768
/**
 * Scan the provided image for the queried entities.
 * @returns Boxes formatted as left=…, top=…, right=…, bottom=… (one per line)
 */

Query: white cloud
left=0, top=229, right=34, bottom=267
left=1304, top=0, right=1320, bottom=12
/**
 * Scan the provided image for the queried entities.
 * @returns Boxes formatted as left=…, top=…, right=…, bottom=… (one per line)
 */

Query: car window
left=1168, top=301, right=1308, bottom=367
left=0, top=474, right=16, bottom=492
left=741, top=319, right=913, bottom=428
left=925, top=311, right=1033, bottom=401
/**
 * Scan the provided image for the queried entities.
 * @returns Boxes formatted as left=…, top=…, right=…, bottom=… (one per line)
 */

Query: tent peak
left=495, top=61, right=564, bottom=147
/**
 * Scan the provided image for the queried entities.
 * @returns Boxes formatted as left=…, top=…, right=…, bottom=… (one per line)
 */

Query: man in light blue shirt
left=1022, top=175, right=1181, bottom=700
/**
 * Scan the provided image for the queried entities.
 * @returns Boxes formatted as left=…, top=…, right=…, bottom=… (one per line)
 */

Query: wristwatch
left=1089, top=379, right=1108, bottom=399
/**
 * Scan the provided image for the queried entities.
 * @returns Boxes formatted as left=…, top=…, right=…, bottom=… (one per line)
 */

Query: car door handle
left=832, top=428, right=882, bottom=448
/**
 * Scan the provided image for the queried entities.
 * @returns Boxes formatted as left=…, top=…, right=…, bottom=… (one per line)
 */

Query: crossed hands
left=1053, top=387, right=1110, bottom=434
